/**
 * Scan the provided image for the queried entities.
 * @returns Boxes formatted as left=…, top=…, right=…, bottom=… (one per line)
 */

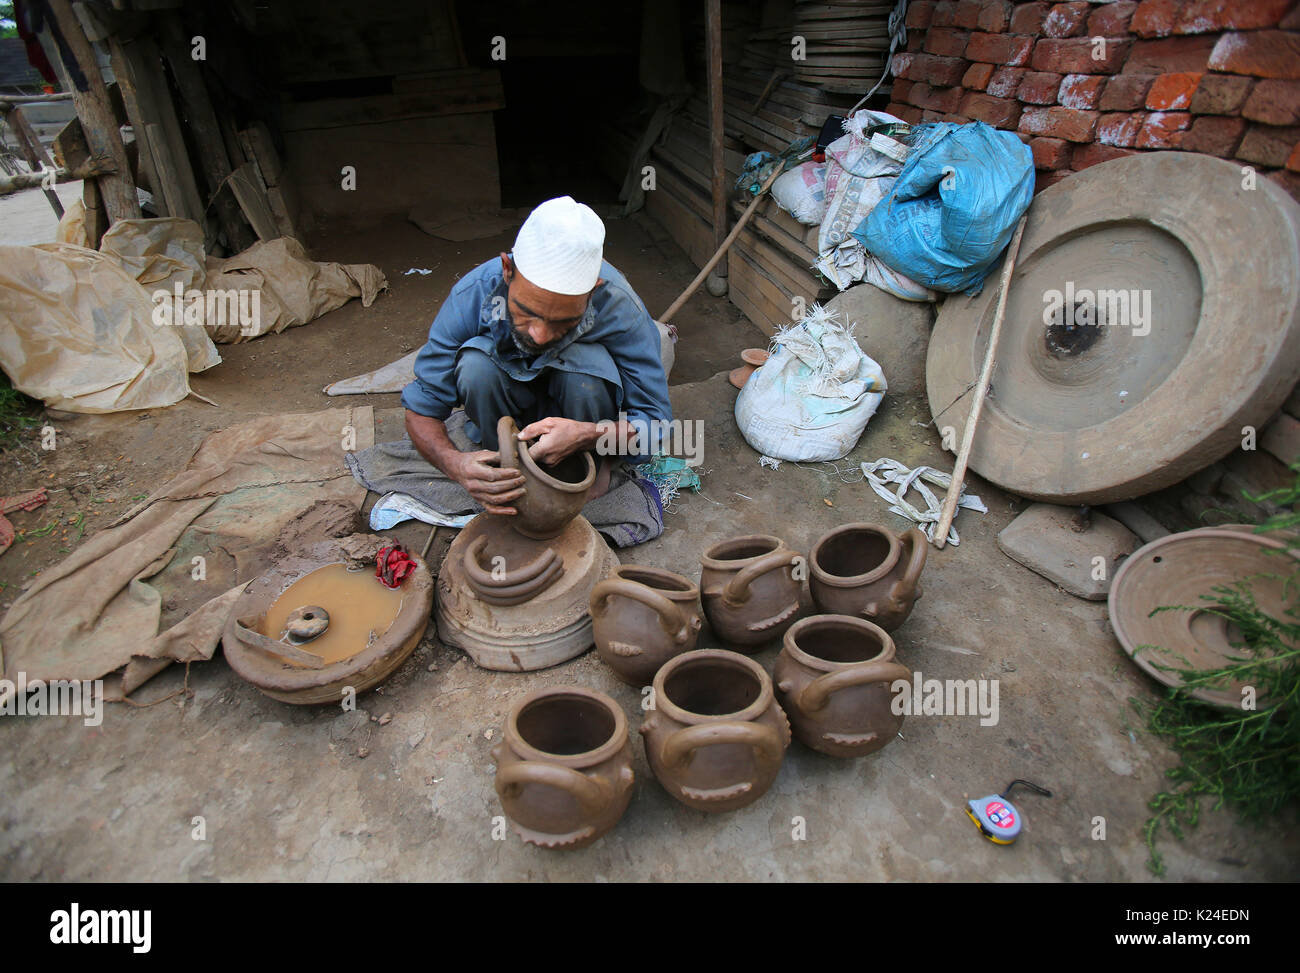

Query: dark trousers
left=455, top=348, right=617, bottom=450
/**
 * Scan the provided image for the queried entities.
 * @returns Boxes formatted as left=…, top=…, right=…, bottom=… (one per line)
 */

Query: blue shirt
left=402, top=257, right=674, bottom=450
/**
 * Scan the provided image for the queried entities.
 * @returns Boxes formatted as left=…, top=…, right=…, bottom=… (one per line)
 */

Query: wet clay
left=497, top=416, right=596, bottom=540
left=810, top=523, right=926, bottom=631
left=492, top=686, right=634, bottom=850
left=590, top=565, right=702, bottom=686
left=259, top=563, right=405, bottom=665
left=641, top=649, right=790, bottom=812
left=775, top=615, right=911, bottom=758
left=699, top=535, right=806, bottom=649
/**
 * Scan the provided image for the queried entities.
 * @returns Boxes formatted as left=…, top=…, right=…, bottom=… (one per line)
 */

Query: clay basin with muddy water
left=223, top=535, right=433, bottom=704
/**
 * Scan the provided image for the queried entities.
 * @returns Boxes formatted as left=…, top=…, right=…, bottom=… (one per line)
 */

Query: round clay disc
left=1108, top=527, right=1296, bottom=708
left=927, top=152, right=1300, bottom=504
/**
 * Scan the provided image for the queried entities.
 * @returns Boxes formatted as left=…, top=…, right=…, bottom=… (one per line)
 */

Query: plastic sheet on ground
left=0, top=406, right=374, bottom=700
left=859, top=457, right=987, bottom=546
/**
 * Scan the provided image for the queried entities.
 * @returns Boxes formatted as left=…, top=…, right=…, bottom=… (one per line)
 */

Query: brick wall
left=886, top=0, right=1300, bottom=200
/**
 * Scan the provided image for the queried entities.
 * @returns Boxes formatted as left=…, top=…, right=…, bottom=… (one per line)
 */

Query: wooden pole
left=0, top=104, right=64, bottom=217
left=0, top=157, right=116, bottom=195
left=932, top=212, right=1030, bottom=549
left=705, top=0, right=727, bottom=281
left=46, top=0, right=140, bottom=223
left=659, top=163, right=783, bottom=324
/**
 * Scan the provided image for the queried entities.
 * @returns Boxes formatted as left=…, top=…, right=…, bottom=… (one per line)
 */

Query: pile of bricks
left=884, top=0, right=1300, bottom=199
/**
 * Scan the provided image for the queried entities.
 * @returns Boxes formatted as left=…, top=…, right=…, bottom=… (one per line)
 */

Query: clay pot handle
left=463, top=535, right=559, bottom=589
left=496, top=415, right=521, bottom=472
left=889, top=528, right=927, bottom=604
left=496, top=760, right=611, bottom=816
left=661, top=720, right=783, bottom=769
left=590, top=578, right=695, bottom=645
left=798, top=661, right=912, bottom=714
left=232, top=617, right=327, bottom=669
left=722, top=550, right=802, bottom=608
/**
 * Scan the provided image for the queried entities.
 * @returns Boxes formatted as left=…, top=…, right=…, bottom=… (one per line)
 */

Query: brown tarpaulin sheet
left=0, top=406, right=374, bottom=700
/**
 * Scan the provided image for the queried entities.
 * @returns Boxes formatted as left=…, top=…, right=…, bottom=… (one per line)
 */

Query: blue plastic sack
left=853, top=122, right=1034, bottom=295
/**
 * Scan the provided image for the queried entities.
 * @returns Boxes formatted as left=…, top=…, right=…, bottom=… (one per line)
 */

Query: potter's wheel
left=927, top=152, right=1300, bottom=504
left=435, top=514, right=619, bottom=671
left=1108, top=527, right=1296, bottom=708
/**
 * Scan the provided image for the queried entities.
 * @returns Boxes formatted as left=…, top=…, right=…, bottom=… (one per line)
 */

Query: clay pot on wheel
left=491, top=686, right=634, bottom=850
left=775, top=615, right=911, bottom=757
left=590, top=565, right=703, bottom=686
left=497, top=415, right=596, bottom=540
left=641, top=649, right=790, bottom=812
left=699, top=535, right=806, bottom=649
left=810, top=523, right=926, bottom=631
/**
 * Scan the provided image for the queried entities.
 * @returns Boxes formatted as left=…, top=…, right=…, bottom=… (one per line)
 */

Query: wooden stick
left=0, top=157, right=115, bottom=195
left=659, top=164, right=784, bottom=324
left=1, top=103, right=64, bottom=217
left=705, top=0, right=727, bottom=280
left=932, top=212, right=1030, bottom=550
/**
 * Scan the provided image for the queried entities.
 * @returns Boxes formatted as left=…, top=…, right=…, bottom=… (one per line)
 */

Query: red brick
left=1010, top=2, right=1050, bottom=34
left=1035, top=169, right=1073, bottom=193
left=1018, top=71, right=1065, bottom=104
left=1288, top=140, right=1300, bottom=171
left=1033, top=37, right=1132, bottom=74
left=1209, top=32, right=1300, bottom=79
left=927, top=28, right=972, bottom=58
left=891, top=52, right=915, bottom=78
left=1125, top=36, right=1217, bottom=74
left=1100, top=74, right=1156, bottom=110
left=906, top=1, right=937, bottom=29
left=1189, top=74, right=1255, bottom=114
left=959, top=91, right=1024, bottom=128
left=962, top=62, right=996, bottom=90
left=1030, top=136, right=1072, bottom=169
left=910, top=54, right=970, bottom=86
left=907, top=32, right=926, bottom=52
left=977, top=1, right=1014, bottom=33
left=952, top=0, right=984, bottom=29
left=1071, top=143, right=1140, bottom=170
left=967, top=32, right=1035, bottom=66
left=1173, top=0, right=1296, bottom=33
left=1179, top=115, right=1249, bottom=156
left=987, top=66, right=1028, bottom=98
left=931, top=1, right=957, bottom=27
left=1098, top=112, right=1146, bottom=146
left=908, top=82, right=966, bottom=114
left=1136, top=110, right=1192, bottom=147
left=1043, top=2, right=1091, bottom=37
left=1283, top=5, right=1300, bottom=30
left=1268, top=169, right=1300, bottom=205
left=1132, top=0, right=1180, bottom=37
left=1088, top=1, right=1139, bottom=37
left=1237, top=123, right=1300, bottom=166
left=1146, top=72, right=1203, bottom=110
left=1059, top=74, right=1107, bottom=109
left=885, top=102, right=924, bottom=125
left=1242, top=79, right=1300, bottom=126
left=892, top=79, right=914, bottom=103
left=1019, top=105, right=1099, bottom=141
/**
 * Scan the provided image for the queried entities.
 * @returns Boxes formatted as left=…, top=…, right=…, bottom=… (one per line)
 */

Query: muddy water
left=261, top=563, right=405, bottom=665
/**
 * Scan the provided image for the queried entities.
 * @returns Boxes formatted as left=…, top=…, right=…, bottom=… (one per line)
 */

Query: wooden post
left=705, top=0, right=727, bottom=281
left=0, top=104, right=64, bottom=218
left=46, top=0, right=140, bottom=223
left=157, top=11, right=255, bottom=252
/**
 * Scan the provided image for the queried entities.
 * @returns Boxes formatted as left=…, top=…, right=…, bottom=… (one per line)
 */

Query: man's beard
left=510, top=325, right=549, bottom=356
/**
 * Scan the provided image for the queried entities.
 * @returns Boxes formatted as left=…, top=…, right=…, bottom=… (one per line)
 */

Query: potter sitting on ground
left=401, top=196, right=673, bottom=518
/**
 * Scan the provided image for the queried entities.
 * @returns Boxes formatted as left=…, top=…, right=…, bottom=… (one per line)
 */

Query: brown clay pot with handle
left=496, top=415, right=597, bottom=540
left=774, top=615, right=911, bottom=758
left=641, top=648, right=790, bottom=812
left=491, top=686, right=635, bottom=850
left=699, top=534, right=807, bottom=650
left=809, top=523, right=927, bottom=631
left=590, top=565, right=703, bottom=686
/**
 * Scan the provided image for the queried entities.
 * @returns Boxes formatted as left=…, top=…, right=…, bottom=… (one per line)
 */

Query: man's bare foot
left=589, top=456, right=615, bottom=500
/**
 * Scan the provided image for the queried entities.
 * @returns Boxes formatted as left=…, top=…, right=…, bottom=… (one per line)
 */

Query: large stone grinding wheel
left=927, top=152, right=1300, bottom=505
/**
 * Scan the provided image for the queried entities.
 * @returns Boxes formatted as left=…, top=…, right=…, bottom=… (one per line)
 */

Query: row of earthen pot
left=489, top=523, right=929, bottom=849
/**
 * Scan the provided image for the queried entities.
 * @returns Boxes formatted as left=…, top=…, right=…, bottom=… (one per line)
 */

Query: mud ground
left=1, top=187, right=1296, bottom=882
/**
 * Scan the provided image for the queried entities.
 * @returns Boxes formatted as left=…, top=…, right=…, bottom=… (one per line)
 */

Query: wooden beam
left=0, top=104, right=64, bottom=217
left=46, top=0, right=140, bottom=223
left=0, top=156, right=115, bottom=195
left=705, top=0, right=727, bottom=279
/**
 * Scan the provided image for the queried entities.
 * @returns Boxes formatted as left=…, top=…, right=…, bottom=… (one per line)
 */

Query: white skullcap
left=512, top=196, right=605, bottom=295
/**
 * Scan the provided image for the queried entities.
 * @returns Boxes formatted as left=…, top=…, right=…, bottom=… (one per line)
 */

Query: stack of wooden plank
left=791, top=0, right=895, bottom=94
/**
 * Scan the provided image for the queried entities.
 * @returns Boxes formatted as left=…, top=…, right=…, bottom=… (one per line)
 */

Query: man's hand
left=517, top=417, right=598, bottom=465
left=451, top=449, right=526, bottom=515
